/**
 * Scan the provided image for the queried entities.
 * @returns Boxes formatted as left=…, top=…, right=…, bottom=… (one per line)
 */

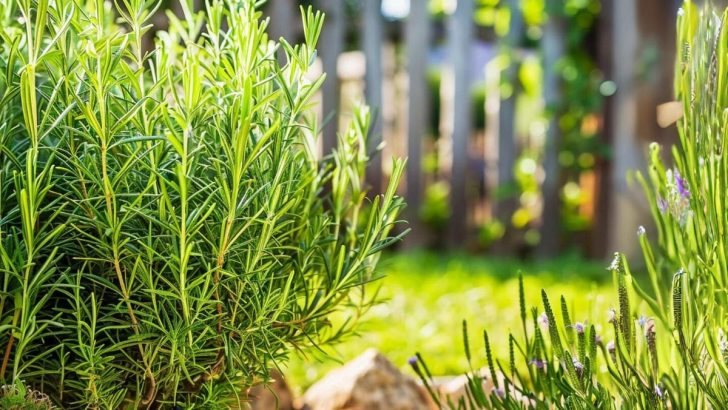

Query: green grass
left=284, top=251, right=615, bottom=391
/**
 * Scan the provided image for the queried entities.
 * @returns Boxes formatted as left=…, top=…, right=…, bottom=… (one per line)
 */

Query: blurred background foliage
left=263, top=0, right=681, bottom=390
left=257, top=0, right=677, bottom=259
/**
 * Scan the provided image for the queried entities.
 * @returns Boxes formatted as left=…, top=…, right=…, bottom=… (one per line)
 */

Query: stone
left=301, top=349, right=436, bottom=410
left=248, top=369, right=295, bottom=410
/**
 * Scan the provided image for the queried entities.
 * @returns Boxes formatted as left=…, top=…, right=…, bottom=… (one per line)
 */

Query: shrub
left=413, top=2, right=728, bottom=408
left=0, top=0, right=405, bottom=407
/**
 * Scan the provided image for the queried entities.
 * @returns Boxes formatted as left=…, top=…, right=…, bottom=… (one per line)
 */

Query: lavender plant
left=412, top=1, right=728, bottom=408
left=0, top=0, right=405, bottom=407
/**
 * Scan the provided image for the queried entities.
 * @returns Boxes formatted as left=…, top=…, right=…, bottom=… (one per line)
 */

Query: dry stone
left=302, top=349, right=436, bottom=410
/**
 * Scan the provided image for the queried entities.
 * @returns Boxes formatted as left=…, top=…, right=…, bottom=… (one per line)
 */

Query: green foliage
left=478, top=220, right=505, bottom=247
left=413, top=1, right=728, bottom=408
left=550, top=0, right=604, bottom=237
left=478, top=0, right=604, bottom=247
left=0, top=0, right=404, bottom=407
left=0, top=382, right=54, bottom=410
left=420, top=181, right=451, bottom=232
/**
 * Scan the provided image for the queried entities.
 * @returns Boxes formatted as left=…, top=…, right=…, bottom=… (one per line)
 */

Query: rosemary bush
left=413, top=2, right=728, bottom=409
left=0, top=0, right=405, bottom=407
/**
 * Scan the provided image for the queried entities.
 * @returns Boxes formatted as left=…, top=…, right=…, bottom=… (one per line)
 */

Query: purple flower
left=407, top=356, right=420, bottom=373
left=573, top=322, right=586, bottom=335
left=661, top=169, right=692, bottom=226
left=572, top=357, right=584, bottom=371
left=529, top=358, right=547, bottom=370
left=494, top=388, right=505, bottom=399
left=637, top=226, right=646, bottom=236
left=638, top=315, right=648, bottom=328
left=571, top=357, right=584, bottom=377
left=655, top=385, right=665, bottom=400
left=657, top=196, right=668, bottom=213
left=674, top=169, right=690, bottom=199
left=538, top=312, right=549, bottom=327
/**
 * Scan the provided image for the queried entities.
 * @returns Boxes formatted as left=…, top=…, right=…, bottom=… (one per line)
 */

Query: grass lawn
left=283, top=251, right=619, bottom=392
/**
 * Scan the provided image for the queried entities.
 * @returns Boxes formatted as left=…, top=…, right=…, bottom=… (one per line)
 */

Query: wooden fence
left=265, top=0, right=680, bottom=259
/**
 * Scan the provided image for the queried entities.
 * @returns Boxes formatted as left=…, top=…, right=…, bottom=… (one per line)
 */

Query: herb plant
left=0, top=0, right=405, bottom=407
left=412, top=2, right=728, bottom=408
